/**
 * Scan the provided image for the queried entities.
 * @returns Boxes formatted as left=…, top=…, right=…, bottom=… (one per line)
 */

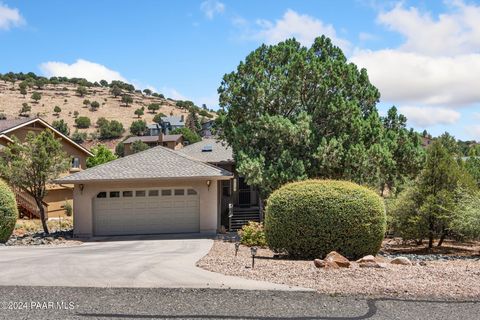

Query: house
left=176, top=139, right=260, bottom=230
left=200, top=120, right=214, bottom=137
left=123, top=133, right=183, bottom=155
left=0, top=117, right=93, bottom=219
left=147, top=123, right=162, bottom=136
left=160, top=115, right=185, bottom=134
left=56, top=146, right=233, bottom=237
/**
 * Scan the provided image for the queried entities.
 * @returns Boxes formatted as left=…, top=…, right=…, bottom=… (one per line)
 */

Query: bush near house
left=238, top=221, right=267, bottom=247
left=0, top=180, right=19, bottom=243
left=265, top=179, right=386, bottom=259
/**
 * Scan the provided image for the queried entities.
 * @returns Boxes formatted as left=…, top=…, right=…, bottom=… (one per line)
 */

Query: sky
left=1, top=0, right=480, bottom=141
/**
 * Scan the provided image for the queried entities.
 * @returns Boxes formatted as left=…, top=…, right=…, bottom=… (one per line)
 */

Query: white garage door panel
left=93, top=189, right=200, bottom=236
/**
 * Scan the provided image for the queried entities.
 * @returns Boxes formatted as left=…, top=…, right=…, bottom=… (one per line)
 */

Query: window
left=71, top=157, right=80, bottom=168
left=97, top=192, right=107, bottom=198
left=109, top=191, right=120, bottom=198
left=123, top=191, right=133, bottom=197
left=174, top=189, right=185, bottom=196
left=161, top=189, right=172, bottom=196
left=187, top=189, right=197, bottom=195
left=135, top=190, right=146, bottom=197
left=148, top=190, right=159, bottom=197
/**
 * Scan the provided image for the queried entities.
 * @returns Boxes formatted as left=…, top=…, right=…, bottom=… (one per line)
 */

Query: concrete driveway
left=0, top=238, right=304, bottom=290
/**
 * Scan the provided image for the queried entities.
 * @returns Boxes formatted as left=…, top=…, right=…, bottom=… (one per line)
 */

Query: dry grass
left=14, top=217, right=73, bottom=236
left=0, top=82, right=195, bottom=148
left=198, top=240, right=480, bottom=300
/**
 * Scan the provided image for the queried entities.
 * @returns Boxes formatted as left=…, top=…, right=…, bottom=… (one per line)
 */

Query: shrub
left=131, top=140, right=149, bottom=154
left=238, top=221, right=267, bottom=247
left=0, top=180, right=18, bottom=243
left=153, top=113, right=167, bottom=124
left=265, top=179, right=386, bottom=259
left=71, top=130, right=87, bottom=143
left=99, top=120, right=124, bottom=140
left=75, top=116, right=91, bottom=128
left=64, top=201, right=73, bottom=217
left=170, top=127, right=201, bottom=144
left=52, top=119, right=70, bottom=136
left=130, top=120, right=147, bottom=136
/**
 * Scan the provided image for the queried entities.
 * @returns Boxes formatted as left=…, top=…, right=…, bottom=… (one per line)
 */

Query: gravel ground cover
left=197, top=240, right=480, bottom=299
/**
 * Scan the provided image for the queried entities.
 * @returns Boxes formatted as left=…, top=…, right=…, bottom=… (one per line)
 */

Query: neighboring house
left=56, top=146, right=233, bottom=237
left=200, top=120, right=214, bottom=137
left=123, top=133, right=183, bottom=155
left=421, top=136, right=432, bottom=148
left=176, top=139, right=260, bottom=230
left=147, top=123, right=162, bottom=136
left=0, top=117, right=93, bottom=219
left=160, top=115, right=185, bottom=134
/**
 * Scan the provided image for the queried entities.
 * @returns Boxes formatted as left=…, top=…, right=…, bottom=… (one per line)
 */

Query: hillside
left=0, top=77, right=215, bottom=150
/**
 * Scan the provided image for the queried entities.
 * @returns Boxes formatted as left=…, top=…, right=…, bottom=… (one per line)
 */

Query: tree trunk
left=428, top=232, right=434, bottom=249
left=35, top=198, right=49, bottom=234
left=437, top=232, right=447, bottom=247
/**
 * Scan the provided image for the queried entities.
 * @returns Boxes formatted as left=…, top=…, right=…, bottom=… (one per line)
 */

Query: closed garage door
left=93, top=188, right=199, bottom=236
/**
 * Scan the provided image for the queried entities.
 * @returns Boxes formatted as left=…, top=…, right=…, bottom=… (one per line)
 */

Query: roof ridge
left=157, top=145, right=230, bottom=174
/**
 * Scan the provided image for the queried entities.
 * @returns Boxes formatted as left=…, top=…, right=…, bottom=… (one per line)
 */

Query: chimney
left=180, top=115, right=184, bottom=122
left=158, top=133, right=164, bottom=143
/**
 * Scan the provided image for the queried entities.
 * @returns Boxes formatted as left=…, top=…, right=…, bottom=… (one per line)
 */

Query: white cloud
left=0, top=2, right=24, bottom=30
left=377, top=1, right=480, bottom=56
left=350, top=1, right=480, bottom=110
left=161, top=87, right=189, bottom=101
left=358, top=32, right=377, bottom=42
left=351, top=50, right=480, bottom=107
left=200, top=0, right=225, bottom=20
left=39, top=59, right=126, bottom=83
left=473, top=112, right=480, bottom=120
left=253, top=9, right=350, bottom=51
left=398, top=106, right=461, bottom=127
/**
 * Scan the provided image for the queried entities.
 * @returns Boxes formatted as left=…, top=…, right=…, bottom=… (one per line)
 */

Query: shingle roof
left=123, top=134, right=183, bottom=144
left=161, top=115, right=185, bottom=127
left=0, top=117, right=36, bottom=133
left=56, top=145, right=233, bottom=183
left=123, top=136, right=160, bottom=144
left=176, top=138, right=233, bottom=164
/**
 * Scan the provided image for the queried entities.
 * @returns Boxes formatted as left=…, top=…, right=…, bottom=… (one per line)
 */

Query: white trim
left=1, top=117, right=93, bottom=156
left=0, top=134, right=13, bottom=143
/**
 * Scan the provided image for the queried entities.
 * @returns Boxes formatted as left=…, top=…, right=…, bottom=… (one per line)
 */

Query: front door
left=238, top=177, right=251, bottom=207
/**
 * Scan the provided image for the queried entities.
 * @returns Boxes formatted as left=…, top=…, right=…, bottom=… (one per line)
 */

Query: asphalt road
left=0, top=286, right=478, bottom=320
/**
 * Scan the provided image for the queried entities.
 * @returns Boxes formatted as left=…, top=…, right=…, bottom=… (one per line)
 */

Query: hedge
left=264, top=179, right=386, bottom=259
left=0, top=180, right=18, bottom=243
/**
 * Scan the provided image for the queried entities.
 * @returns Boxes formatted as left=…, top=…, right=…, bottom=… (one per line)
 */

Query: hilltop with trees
left=0, top=72, right=216, bottom=149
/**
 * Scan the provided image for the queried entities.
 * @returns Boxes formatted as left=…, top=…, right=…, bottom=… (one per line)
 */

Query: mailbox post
left=228, top=203, right=233, bottom=232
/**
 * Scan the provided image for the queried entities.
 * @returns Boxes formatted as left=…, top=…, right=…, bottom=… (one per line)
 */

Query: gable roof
left=0, top=117, right=93, bottom=156
left=55, top=145, right=233, bottom=184
left=176, top=138, right=233, bottom=164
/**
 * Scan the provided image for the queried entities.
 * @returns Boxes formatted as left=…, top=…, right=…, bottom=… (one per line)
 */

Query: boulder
left=391, top=257, right=412, bottom=266
left=356, top=255, right=376, bottom=263
left=313, top=259, right=340, bottom=269
left=325, top=251, right=351, bottom=268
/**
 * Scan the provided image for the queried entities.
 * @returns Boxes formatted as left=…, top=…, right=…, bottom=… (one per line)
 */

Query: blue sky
left=1, top=0, right=479, bottom=141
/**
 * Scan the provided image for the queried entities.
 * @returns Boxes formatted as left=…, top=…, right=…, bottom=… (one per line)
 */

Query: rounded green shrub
left=0, top=180, right=18, bottom=243
left=238, top=221, right=267, bottom=247
left=265, top=180, right=386, bottom=259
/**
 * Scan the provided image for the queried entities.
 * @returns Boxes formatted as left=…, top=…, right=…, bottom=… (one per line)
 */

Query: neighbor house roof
left=123, top=136, right=160, bottom=144
left=0, top=117, right=93, bottom=156
left=176, top=138, right=233, bottom=164
left=56, top=145, right=233, bottom=183
left=123, top=134, right=183, bottom=144
left=161, top=115, right=185, bottom=127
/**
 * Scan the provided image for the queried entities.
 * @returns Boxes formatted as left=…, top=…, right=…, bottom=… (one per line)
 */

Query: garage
left=93, top=188, right=200, bottom=236
left=55, top=145, right=233, bottom=237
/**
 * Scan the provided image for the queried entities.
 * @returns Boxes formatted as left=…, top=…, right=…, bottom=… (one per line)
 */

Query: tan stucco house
left=0, top=117, right=93, bottom=219
left=56, top=145, right=233, bottom=237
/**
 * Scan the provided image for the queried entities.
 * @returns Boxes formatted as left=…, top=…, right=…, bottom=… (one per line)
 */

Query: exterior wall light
left=206, top=180, right=211, bottom=190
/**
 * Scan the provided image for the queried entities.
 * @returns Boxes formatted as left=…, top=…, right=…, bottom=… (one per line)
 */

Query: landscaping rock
left=358, top=261, right=383, bottom=268
left=325, top=251, right=351, bottom=268
left=356, top=255, right=376, bottom=263
left=313, top=259, right=339, bottom=269
left=391, top=257, right=413, bottom=266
